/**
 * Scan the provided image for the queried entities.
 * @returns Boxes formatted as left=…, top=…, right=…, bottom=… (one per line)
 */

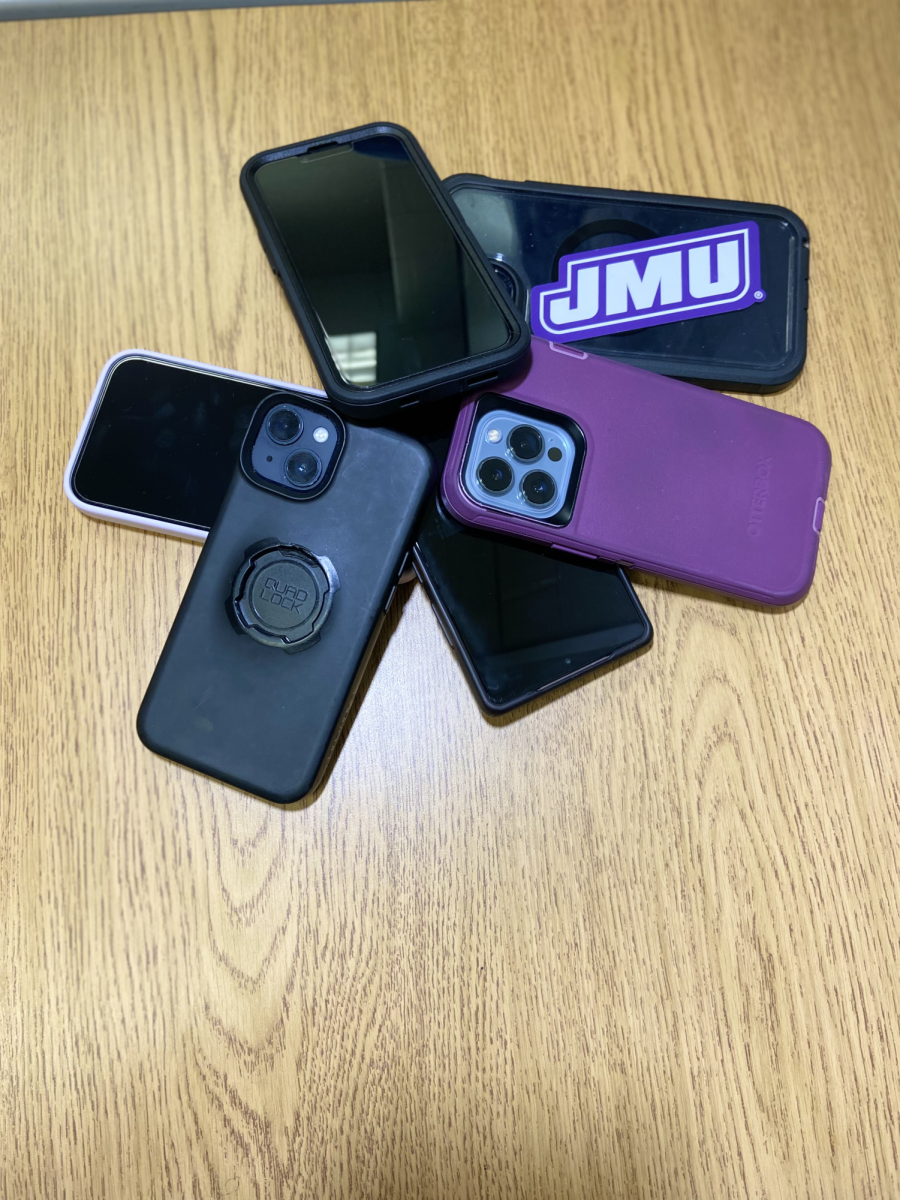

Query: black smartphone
left=240, top=124, right=530, bottom=418
left=67, top=353, right=652, bottom=714
left=386, top=401, right=652, bottom=713
left=445, top=174, right=809, bottom=391
left=137, top=389, right=432, bottom=804
left=414, top=499, right=651, bottom=712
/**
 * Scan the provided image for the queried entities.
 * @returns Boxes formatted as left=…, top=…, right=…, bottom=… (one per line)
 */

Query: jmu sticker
left=531, top=222, right=764, bottom=341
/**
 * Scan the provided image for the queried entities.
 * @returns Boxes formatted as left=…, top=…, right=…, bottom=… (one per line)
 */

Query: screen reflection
left=253, top=136, right=512, bottom=387
left=418, top=498, right=649, bottom=708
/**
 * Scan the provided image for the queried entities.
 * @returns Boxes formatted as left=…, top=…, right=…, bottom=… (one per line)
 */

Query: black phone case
left=444, top=174, right=809, bottom=392
left=240, top=124, right=530, bottom=419
left=137, top=417, right=433, bottom=805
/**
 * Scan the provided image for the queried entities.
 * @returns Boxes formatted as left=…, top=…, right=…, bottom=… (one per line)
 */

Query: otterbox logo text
left=747, top=457, right=773, bottom=537
left=531, top=222, right=763, bottom=341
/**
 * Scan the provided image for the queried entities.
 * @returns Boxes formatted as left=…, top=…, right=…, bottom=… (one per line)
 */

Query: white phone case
left=64, top=349, right=327, bottom=541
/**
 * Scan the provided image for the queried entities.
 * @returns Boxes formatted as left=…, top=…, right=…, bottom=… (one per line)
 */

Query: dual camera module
left=247, top=397, right=342, bottom=500
left=476, top=424, right=561, bottom=508
left=265, top=405, right=325, bottom=490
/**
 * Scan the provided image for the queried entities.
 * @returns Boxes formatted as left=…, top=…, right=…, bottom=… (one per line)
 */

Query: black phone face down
left=240, top=124, right=530, bottom=417
left=72, top=356, right=652, bottom=715
left=137, top=392, right=433, bottom=804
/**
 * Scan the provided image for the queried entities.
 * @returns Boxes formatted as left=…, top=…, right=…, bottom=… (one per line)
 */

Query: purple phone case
left=441, top=339, right=831, bottom=605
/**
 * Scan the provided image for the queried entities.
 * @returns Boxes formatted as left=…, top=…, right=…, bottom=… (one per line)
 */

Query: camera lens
left=284, top=449, right=322, bottom=490
left=521, top=470, right=557, bottom=506
left=477, top=457, right=514, bottom=494
left=490, top=260, right=523, bottom=307
left=266, top=405, right=303, bottom=445
left=508, top=425, right=544, bottom=462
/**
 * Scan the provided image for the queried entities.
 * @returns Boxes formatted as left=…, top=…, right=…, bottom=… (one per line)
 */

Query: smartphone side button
left=396, top=552, right=415, bottom=585
left=813, top=497, right=826, bottom=534
left=430, top=603, right=456, bottom=648
left=465, top=372, right=498, bottom=392
left=551, top=543, right=597, bottom=560
left=258, top=234, right=280, bottom=276
left=383, top=585, right=397, bottom=613
left=548, top=342, right=588, bottom=360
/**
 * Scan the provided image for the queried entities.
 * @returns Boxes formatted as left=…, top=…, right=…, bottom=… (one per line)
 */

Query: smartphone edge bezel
left=240, top=123, right=531, bottom=416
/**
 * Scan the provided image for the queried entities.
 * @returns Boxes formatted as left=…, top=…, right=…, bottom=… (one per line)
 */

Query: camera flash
left=313, top=427, right=329, bottom=443
left=486, top=428, right=502, bottom=443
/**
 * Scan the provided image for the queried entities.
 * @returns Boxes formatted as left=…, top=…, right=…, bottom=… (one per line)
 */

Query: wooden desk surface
left=1, top=0, right=899, bottom=1195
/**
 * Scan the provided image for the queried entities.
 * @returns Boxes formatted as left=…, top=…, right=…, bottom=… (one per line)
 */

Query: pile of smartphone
left=64, top=122, right=831, bottom=805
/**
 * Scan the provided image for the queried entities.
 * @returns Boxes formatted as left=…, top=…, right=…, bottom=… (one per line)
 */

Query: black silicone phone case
left=241, top=124, right=530, bottom=419
left=445, top=174, right=809, bottom=391
left=137, top=414, right=433, bottom=805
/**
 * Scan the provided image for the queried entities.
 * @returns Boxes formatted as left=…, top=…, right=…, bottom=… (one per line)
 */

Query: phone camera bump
left=521, top=470, right=557, bottom=507
left=266, top=405, right=303, bottom=445
left=489, top=259, right=525, bottom=309
left=507, top=425, right=544, bottom=462
left=285, top=449, right=322, bottom=490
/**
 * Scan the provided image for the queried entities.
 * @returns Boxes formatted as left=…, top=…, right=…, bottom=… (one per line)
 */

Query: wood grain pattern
left=1, top=0, right=899, bottom=1195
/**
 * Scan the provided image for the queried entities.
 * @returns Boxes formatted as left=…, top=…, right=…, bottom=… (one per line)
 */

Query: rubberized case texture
left=445, top=174, right=809, bottom=392
left=138, top=420, right=432, bottom=804
left=441, top=340, right=831, bottom=606
left=241, top=125, right=530, bottom=419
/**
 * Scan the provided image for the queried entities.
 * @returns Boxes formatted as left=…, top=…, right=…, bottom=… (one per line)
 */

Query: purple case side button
left=548, top=342, right=588, bottom=360
left=813, top=497, right=826, bottom=535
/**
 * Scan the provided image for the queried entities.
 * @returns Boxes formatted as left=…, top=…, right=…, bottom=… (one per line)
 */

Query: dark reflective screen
left=449, top=180, right=803, bottom=375
left=253, top=136, right=512, bottom=387
left=418, top=497, right=649, bottom=709
left=72, top=358, right=270, bottom=528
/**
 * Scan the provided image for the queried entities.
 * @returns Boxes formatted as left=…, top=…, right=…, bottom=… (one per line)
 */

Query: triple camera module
left=464, top=406, right=576, bottom=523
left=477, top=424, right=558, bottom=508
left=247, top=396, right=344, bottom=501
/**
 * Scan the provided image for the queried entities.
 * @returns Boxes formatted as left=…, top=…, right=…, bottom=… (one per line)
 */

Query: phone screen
left=250, top=135, right=512, bottom=387
left=416, top=496, right=649, bottom=709
left=71, top=357, right=274, bottom=530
